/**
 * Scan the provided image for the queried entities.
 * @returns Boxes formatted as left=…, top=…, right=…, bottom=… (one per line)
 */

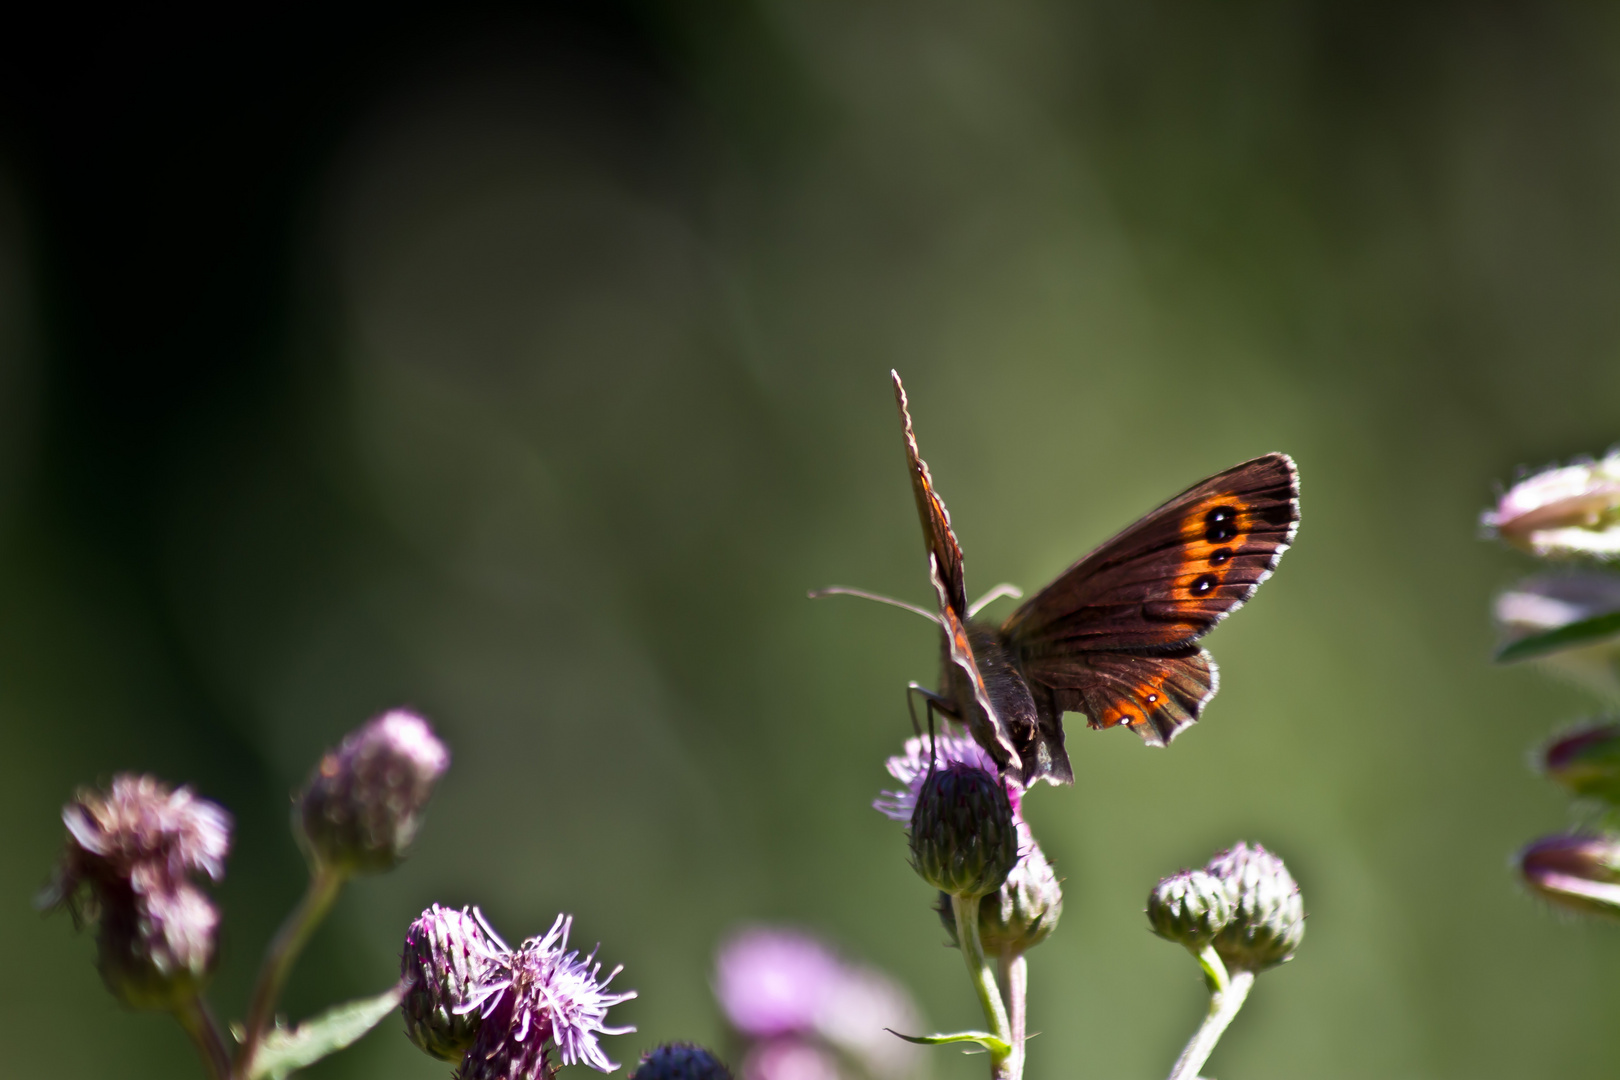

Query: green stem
left=952, top=894, right=1014, bottom=1080
left=235, top=866, right=347, bottom=1078
left=1166, top=947, right=1255, bottom=1080
left=998, top=948, right=1028, bottom=1080
left=173, top=995, right=230, bottom=1080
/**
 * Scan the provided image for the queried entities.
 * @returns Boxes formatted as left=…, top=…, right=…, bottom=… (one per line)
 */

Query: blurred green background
left=5, top=3, right=1620, bottom=1078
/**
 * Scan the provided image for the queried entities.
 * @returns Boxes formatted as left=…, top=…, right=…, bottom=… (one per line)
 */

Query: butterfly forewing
left=1002, top=454, right=1298, bottom=652
left=930, top=556, right=1020, bottom=774
left=894, top=371, right=968, bottom=617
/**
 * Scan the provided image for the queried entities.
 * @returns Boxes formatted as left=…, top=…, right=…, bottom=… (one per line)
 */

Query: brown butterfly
left=814, top=372, right=1299, bottom=787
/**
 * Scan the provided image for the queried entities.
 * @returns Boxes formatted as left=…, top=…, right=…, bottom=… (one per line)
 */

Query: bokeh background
left=5, top=3, right=1620, bottom=1078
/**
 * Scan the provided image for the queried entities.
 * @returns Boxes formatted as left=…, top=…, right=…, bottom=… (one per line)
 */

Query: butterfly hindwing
left=1022, top=646, right=1217, bottom=748
left=1002, top=454, right=1298, bottom=653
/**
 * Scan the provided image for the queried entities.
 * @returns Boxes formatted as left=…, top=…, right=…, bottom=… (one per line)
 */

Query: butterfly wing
left=894, top=371, right=967, bottom=618
left=1002, top=453, right=1297, bottom=745
left=930, top=556, right=1021, bottom=775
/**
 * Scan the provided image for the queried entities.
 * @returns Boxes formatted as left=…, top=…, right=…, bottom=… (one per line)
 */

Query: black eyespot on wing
left=1209, top=547, right=1233, bottom=566
left=1189, top=574, right=1217, bottom=596
left=1203, top=506, right=1239, bottom=544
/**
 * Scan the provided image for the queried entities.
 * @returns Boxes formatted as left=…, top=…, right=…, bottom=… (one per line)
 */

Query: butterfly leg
left=906, top=681, right=958, bottom=737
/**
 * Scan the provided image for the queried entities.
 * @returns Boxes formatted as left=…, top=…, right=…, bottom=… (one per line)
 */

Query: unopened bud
left=936, top=830, right=1063, bottom=952
left=401, top=904, right=495, bottom=1060
left=1542, top=724, right=1620, bottom=804
left=1494, top=574, right=1620, bottom=698
left=298, top=710, right=449, bottom=875
left=99, top=882, right=220, bottom=1010
left=1519, top=833, right=1620, bottom=919
left=1485, top=452, right=1620, bottom=559
left=909, top=763, right=1017, bottom=899
left=1147, top=869, right=1233, bottom=952
left=628, top=1043, right=734, bottom=1080
left=1205, top=842, right=1304, bottom=972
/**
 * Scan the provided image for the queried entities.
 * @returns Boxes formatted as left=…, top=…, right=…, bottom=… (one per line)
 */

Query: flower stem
left=1166, top=947, right=1255, bottom=1080
left=173, top=995, right=230, bottom=1080
left=998, top=948, right=1028, bottom=1080
left=952, top=894, right=1014, bottom=1080
left=235, top=866, right=347, bottom=1078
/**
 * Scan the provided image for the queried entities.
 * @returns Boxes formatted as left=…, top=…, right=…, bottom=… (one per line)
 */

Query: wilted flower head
left=714, top=927, right=920, bottom=1080
left=1484, top=452, right=1620, bottom=558
left=1519, top=833, right=1620, bottom=919
left=1146, top=868, right=1233, bottom=952
left=299, top=709, right=450, bottom=875
left=1495, top=574, right=1620, bottom=698
left=628, top=1043, right=733, bottom=1080
left=1205, top=842, right=1304, bottom=972
left=40, top=775, right=231, bottom=1010
left=875, top=730, right=1012, bottom=823
left=459, top=913, right=635, bottom=1078
left=402, top=904, right=498, bottom=1061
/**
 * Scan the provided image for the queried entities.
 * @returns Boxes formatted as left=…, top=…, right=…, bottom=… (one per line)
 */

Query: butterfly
left=814, top=372, right=1299, bottom=787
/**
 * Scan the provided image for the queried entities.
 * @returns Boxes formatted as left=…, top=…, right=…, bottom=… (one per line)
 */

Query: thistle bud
left=298, top=710, right=449, bottom=875
left=1485, top=451, right=1620, bottom=558
left=401, top=904, right=495, bottom=1060
left=628, top=1043, right=733, bottom=1080
left=908, top=762, right=1017, bottom=899
left=1541, top=723, right=1620, bottom=804
left=1518, top=833, right=1620, bottom=919
left=936, top=830, right=1064, bottom=952
left=1205, top=842, right=1304, bottom=972
left=40, top=775, right=231, bottom=1010
left=1494, top=574, right=1620, bottom=698
left=1147, top=869, right=1233, bottom=952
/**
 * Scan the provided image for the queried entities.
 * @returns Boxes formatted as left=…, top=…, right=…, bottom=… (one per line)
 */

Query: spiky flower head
left=458, top=913, right=636, bottom=1079
left=876, top=730, right=1015, bottom=823
left=1485, top=451, right=1620, bottom=558
left=909, top=760, right=1018, bottom=900
left=298, top=709, right=449, bottom=875
left=1205, top=842, right=1304, bottom=972
left=628, top=1043, right=733, bottom=1080
left=402, top=904, right=498, bottom=1060
left=39, top=775, right=231, bottom=1010
left=1519, top=833, right=1620, bottom=919
left=1147, top=869, right=1233, bottom=952
left=936, top=824, right=1063, bottom=953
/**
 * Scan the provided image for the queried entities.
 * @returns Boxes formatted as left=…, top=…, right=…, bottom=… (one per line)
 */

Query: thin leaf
left=884, top=1028, right=1012, bottom=1056
left=1496, top=611, right=1620, bottom=664
left=249, top=982, right=407, bottom=1080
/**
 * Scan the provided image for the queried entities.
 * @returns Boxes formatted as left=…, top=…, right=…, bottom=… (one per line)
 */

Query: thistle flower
left=1519, top=833, right=1620, bottom=919
left=909, top=761, right=1018, bottom=900
left=459, top=913, right=635, bottom=1078
left=1495, top=574, right=1620, bottom=698
left=298, top=709, right=450, bottom=875
left=1146, top=869, right=1233, bottom=952
left=741, top=1040, right=843, bottom=1080
left=628, top=1043, right=733, bottom=1080
left=1484, top=452, right=1620, bottom=558
left=40, top=775, right=231, bottom=1010
left=1205, top=843, right=1304, bottom=972
left=875, top=730, right=1013, bottom=823
left=402, top=904, right=498, bottom=1061
left=714, top=928, right=843, bottom=1039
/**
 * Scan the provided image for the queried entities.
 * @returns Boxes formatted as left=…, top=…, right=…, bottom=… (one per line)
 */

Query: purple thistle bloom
left=874, top=730, right=1016, bottom=824
left=713, top=928, right=842, bottom=1039
left=458, top=913, right=636, bottom=1078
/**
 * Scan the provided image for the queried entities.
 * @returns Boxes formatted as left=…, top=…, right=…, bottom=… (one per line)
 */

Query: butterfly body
left=892, top=371, right=1298, bottom=786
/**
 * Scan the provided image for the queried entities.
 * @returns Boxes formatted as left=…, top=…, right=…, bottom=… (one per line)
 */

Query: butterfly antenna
left=807, top=586, right=940, bottom=624
left=967, top=582, right=1024, bottom=618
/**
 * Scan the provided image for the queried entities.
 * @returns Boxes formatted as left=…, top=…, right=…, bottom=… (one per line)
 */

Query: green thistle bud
left=1519, top=833, right=1620, bottom=919
left=908, top=762, right=1017, bottom=900
left=628, top=1042, right=733, bottom=1080
left=936, top=830, right=1063, bottom=952
left=298, top=710, right=449, bottom=875
left=401, top=904, right=495, bottom=1060
left=1206, top=842, right=1304, bottom=972
left=1147, top=869, right=1233, bottom=952
left=1542, top=723, right=1620, bottom=804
